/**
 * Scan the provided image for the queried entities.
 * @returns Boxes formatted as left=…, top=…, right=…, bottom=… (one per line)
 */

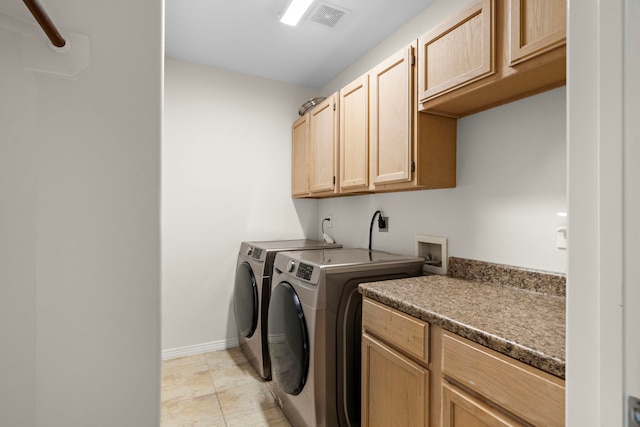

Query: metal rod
left=22, top=0, right=66, bottom=48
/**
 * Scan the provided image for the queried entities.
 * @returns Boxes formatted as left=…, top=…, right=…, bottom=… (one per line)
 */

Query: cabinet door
left=442, top=383, right=522, bottom=427
left=340, top=74, right=370, bottom=192
left=442, top=332, right=565, bottom=426
left=369, top=44, right=414, bottom=186
left=361, top=334, right=429, bottom=427
left=418, top=0, right=495, bottom=102
left=508, top=0, right=566, bottom=66
left=309, top=94, right=338, bottom=194
left=291, top=114, right=309, bottom=197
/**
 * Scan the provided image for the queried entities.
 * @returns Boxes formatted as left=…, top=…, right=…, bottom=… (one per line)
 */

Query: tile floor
left=161, top=348, right=291, bottom=427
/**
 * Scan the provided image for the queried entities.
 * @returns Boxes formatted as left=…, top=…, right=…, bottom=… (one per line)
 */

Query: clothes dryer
left=267, top=248, right=424, bottom=426
left=233, top=239, right=340, bottom=380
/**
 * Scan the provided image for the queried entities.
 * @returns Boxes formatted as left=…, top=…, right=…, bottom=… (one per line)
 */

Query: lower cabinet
left=442, top=383, right=521, bottom=427
left=362, top=297, right=565, bottom=427
left=362, top=335, right=430, bottom=427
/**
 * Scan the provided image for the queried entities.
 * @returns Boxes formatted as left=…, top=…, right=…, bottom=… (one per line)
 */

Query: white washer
left=233, top=240, right=340, bottom=380
left=268, top=248, right=424, bottom=426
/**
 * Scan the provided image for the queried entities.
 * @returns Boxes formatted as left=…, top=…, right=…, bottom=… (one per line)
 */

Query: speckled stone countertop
left=359, top=258, right=566, bottom=379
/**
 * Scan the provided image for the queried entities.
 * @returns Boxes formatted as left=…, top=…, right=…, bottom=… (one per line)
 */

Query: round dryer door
left=233, top=261, right=258, bottom=338
left=268, top=282, right=309, bottom=395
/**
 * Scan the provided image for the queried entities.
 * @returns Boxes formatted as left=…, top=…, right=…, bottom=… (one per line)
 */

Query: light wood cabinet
left=361, top=297, right=565, bottom=427
left=338, top=42, right=457, bottom=195
left=362, top=298, right=430, bottom=426
left=340, top=74, right=370, bottom=193
left=291, top=114, right=310, bottom=197
left=309, top=93, right=339, bottom=196
left=291, top=93, right=339, bottom=198
left=370, top=42, right=457, bottom=192
left=441, top=331, right=565, bottom=426
left=417, top=0, right=495, bottom=103
left=362, top=335, right=430, bottom=427
left=508, top=0, right=566, bottom=66
left=442, top=383, right=520, bottom=427
left=418, top=0, right=566, bottom=117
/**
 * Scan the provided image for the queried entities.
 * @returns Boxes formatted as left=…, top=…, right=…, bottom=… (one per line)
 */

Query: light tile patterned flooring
left=161, top=348, right=291, bottom=427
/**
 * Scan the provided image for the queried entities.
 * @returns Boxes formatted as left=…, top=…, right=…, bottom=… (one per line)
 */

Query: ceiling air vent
left=309, top=2, right=348, bottom=28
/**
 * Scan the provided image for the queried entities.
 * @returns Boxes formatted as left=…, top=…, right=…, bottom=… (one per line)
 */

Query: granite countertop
left=358, top=258, right=566, bottom=379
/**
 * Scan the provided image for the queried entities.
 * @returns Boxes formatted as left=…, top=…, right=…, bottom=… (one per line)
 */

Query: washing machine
left=233, top=239, right=341, bottom=380
left=267, top=248, right=424, bottom=427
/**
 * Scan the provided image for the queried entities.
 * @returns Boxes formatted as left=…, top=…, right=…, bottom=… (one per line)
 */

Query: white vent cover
left=309, top=2, right=348, bottom=27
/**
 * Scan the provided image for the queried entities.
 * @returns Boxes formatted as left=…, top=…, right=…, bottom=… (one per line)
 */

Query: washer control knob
left=287, top=260, right=296, bottom=273
left=246, top=247, right=253, bottom=256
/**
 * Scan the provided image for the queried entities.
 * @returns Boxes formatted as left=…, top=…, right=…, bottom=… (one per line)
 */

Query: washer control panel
left=251, top=248, right=263, bottom=260
left=296, top=262, right=314, bottom=281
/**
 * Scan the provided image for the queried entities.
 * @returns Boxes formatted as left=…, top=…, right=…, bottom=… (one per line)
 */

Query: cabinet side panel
left=291, top=116, right=309, bottom=197
left=417, top=113, right=457, bottom=188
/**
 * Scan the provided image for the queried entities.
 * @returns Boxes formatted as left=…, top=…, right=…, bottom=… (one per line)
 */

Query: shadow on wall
left=293, top=198, right=320, bottom=240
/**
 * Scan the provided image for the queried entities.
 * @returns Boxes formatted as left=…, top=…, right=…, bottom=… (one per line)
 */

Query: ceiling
left=165, top=0, right=435, bottom=88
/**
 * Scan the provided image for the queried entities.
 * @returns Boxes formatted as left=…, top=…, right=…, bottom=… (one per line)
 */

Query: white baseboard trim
left=162, top=338, right=239, bottom=360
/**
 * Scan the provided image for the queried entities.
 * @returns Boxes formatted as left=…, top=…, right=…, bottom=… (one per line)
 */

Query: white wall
left=318, top=88, right=567, bottom=273
left=0, top=25, right=38, bottom=427
left=162, top=58, right=320, bottom=351
left=0, top=0, right=162, bottom=425
left=566, top=0, right=628, bottom=425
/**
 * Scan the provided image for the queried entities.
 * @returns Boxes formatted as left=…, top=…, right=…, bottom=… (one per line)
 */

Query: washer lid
left=243, top=239, right=340, bottom=252
left=281, top=247, right=423, bottom=268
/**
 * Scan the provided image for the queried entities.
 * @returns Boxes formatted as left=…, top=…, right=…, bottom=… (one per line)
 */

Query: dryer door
left=268, top=281, right=309, bottom=395
left=233, top=261, right=258, bottom=338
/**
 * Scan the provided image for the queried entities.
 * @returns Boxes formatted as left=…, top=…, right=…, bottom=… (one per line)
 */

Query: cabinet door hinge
left=410, top=55, right=416, bottom=66
left=411, top=161, right=416, bottom=172
left=333, top=176, right=336, bottom=184
left=333, top=102, right=336, bottom=111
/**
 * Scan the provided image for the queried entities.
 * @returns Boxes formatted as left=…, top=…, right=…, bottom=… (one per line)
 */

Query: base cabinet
left=442, top=383, right=522, bottom=427
left=362, top=335, right=429, bottom=427
left=361, top=297, right=565, bottom=427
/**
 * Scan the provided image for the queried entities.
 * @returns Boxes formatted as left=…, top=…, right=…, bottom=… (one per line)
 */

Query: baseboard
left=162, top=338, right=239, bottom=360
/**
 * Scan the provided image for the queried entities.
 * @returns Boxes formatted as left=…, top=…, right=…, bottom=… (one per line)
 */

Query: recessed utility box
left=415, top=235, right=448, bottom=275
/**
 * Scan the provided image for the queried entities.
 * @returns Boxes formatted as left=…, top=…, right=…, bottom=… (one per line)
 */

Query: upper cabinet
left=417, top=0, right=495, bottom=104
left=370, top=43, right=457, bottom=193
left=340, top=74, right=370, bottom=193
left=309, top=93, right=339, bottom=196
left=336, top=42, right=457, bottom=197
left=369, top=46, right=414, bottom=187
left=291, top=93, right=339, bottom=198
left=291, top=0, right=565, bottom=198
left=508, top=0, right=566, bottom=66
left=418, top=0, right=566, bottom=117
left=291, top=114, right=310, bottom=197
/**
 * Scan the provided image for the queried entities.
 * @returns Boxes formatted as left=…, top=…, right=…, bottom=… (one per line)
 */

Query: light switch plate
left=556, top=226, right=567, bottom=249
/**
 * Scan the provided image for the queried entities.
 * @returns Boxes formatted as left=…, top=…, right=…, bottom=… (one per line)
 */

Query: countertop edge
left=359, top=285, right=566, bottom=379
